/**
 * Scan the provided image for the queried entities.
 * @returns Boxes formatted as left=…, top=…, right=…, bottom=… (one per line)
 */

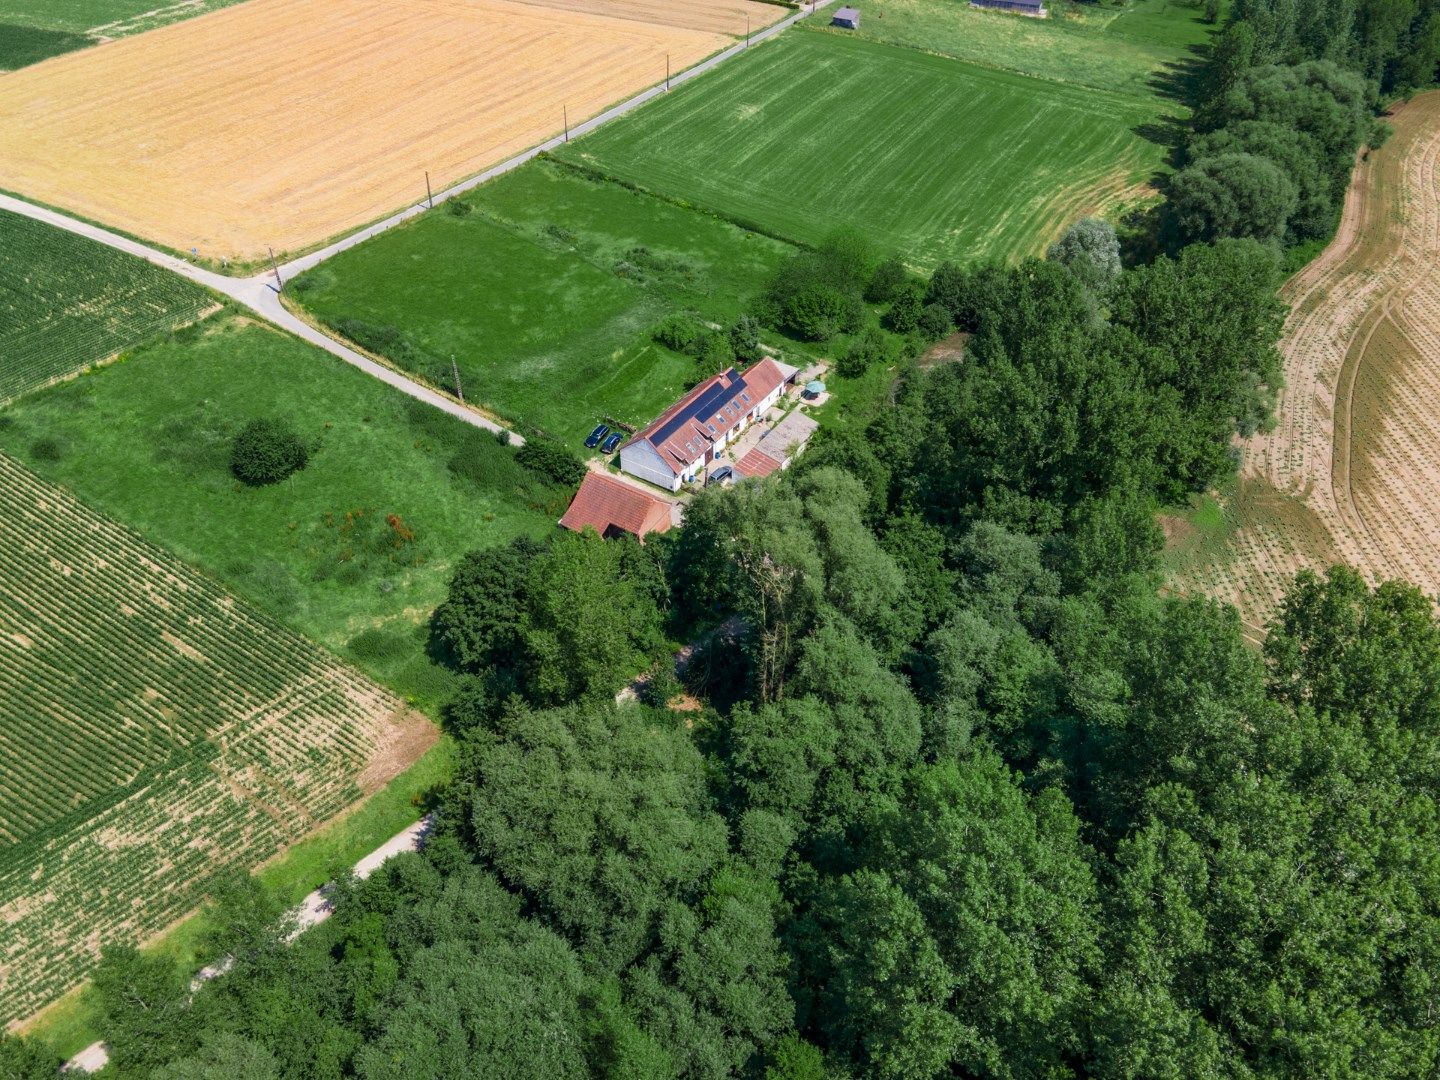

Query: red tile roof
left=560, top=472, right=673, bottom=541
left=627, top=358, right=791, bottom=476
left=737, top=448, right=782, bottom=478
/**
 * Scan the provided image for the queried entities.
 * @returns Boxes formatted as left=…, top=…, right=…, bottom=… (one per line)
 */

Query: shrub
left=925, top=263, right=1010, bottom=333
left=516, top=435, right=586, bottom=487
left=641, top=662, right=682, bottom=708
left=653, top=312, right=708, bottom=355
left=884, top=284, right=924, bottom=335
left=614, top=246, right=694, bottom=285
left=730, top=314, right=763, bottom=363
left=30, top=436, right=64, bottom=463
left=230, top=418, right=307, bottom=486
left=917, top=303, right=954, bottom=342
left=1047, top=218, right=1122, bottom=293
left=837, top=328, right=891, bottom=379
left=785, top=282, right=858, bottom=342
left=445, top=197, right=473, bottom=217
left=865, top=255, right=912, bottom=304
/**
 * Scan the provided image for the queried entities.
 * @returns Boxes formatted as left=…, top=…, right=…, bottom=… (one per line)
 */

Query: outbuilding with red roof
left=559, top=472, right=674, bottom=542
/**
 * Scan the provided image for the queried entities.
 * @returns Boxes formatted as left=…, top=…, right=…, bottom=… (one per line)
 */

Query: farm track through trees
left=1170, top=91, right=1440, bottom=635
left=0, top=453, right=423, bottom=1027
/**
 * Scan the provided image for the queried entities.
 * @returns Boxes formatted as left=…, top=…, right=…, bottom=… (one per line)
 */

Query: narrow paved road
left=62, top=816, right=434, bottom=1073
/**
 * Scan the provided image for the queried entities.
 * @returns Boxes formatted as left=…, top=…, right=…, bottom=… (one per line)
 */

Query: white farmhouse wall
left=620, top=440, right=681, bottom=492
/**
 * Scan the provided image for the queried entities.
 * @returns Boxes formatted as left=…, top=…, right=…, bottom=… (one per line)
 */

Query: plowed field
left=0, top=0, right=777, bottom=262
left=1168, top=92, right=1440, bottom=637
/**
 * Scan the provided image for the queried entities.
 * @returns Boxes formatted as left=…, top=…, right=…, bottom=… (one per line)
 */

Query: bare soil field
left=1168, top=91, right=1440, bottom=638
left=0, top=0, right=777, bottom=262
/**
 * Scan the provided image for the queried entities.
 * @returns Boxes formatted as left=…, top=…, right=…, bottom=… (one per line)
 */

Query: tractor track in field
left=1168, top=90, right=1440, bottom=631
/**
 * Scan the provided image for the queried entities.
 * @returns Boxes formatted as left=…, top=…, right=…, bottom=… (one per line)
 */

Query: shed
left=832, top=6, right=861, bottom=28
left=970, top=0, right=1045, bottom=14
left=559, top=472, right=673, bottom=542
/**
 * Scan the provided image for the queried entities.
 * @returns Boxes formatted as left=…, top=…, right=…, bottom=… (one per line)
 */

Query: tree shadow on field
left=1133, top=41, right=1215, bottom=164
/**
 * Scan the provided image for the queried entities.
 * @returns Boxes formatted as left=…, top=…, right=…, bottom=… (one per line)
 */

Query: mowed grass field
left=0, top=209, right=214, bottom=404
left=0, top=315, right=566, bottom=706
left=556, top=31, right=1169, bottom=268
left=292, top=161, right=796, bottom=439
left=0, top=451, right=424, bottom=1025
left=0, top=0, right=782, bottom=263
left=842, top=0, right=1213, bottom=97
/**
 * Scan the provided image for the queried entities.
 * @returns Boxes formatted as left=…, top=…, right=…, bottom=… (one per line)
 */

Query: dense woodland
left=6, top=3, right=1440, bottom=1078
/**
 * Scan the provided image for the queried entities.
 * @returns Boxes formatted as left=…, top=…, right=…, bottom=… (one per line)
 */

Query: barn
left=970, top=0, right=1045, bottom=15
left=831, top=6, right=860, bottom=28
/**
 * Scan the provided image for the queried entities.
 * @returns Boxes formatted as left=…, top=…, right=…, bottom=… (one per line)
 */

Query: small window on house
left=707, top=424, right=716, bottom=434
left=741, top=392, right=750, bottom=404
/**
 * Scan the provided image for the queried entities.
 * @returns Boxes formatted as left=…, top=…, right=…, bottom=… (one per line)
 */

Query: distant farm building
left=559, top=472, right=673, bottom=541
left=832, top=6, right=861, bottom=28
left=620, top=357, right=799, bottom=491
left=970, top=0, right=1045, bottom=14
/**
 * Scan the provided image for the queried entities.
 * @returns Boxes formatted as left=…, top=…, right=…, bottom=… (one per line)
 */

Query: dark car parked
left=584, top=423, right=609, bottom=449
left=600, top=431, right=623, bottom=455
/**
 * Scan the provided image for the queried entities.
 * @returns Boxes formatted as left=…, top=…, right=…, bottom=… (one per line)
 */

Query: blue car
left=584, top=423, right=609, bottom=449
left=600, top=431, right=623, bottom=455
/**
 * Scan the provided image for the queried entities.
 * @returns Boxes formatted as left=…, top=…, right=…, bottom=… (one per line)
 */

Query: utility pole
left=451, top=356, right=463, bottom=403
left=746, top=15, right=750, bottom=45
left=268, top=246, right=283, bottom=290
left=425, top=170, right=434, bottom=209
left=666, top=53, right=670, bottom=90
left=563, top=104, right=569, bottom=141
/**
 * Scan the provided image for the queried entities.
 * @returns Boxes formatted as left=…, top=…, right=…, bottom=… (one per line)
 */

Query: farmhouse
left=559, top=472, right=674, bottom=541
left=620, top=357, right=798, bottom=491
left=970, top=0, right=1045, bottom=15
left=832, top=6, right=860, bottom=29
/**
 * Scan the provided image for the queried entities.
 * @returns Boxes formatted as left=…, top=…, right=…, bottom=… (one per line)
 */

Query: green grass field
left=291, top=160, right=796, bottom=440
left=0, top=315, right=564, bottom=707
left=840, top=0, right=1213, bottom=98
left=0, top=20, right=83, bottom=66
left=555, top=32, right=1169, bottom=268
left=0, top=210, right=214, bottom=404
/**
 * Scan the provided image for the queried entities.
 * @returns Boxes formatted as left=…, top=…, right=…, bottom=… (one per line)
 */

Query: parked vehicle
left=706, top=465, right=738, bottom=488
left=584, top=423, right=609, bottom=449
left=600, top=431, right=623, bottom=454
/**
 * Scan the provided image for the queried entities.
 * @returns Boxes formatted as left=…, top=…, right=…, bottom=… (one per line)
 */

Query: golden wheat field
left=0, top=0, right=778, bottom=262
left=1168, top=91, right=1440, bottom=638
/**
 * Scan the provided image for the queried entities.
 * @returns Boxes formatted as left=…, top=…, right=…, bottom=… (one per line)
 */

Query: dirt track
left=0, top=0, right=779, bottom=262
left=1170, top=91, right=1440, bottom=636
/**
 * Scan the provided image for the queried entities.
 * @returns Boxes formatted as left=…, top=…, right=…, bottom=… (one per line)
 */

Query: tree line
left=1162, top=0, right=1440, bottom=252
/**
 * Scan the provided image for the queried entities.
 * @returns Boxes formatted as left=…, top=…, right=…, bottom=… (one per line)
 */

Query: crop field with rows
left=556, top=31, right=1167, bottom=268
left=0, top=452, right=419, bottom=1025
left=1166, top=91, right=1440, bottom=640
left=0, top=210, right=212, bottom=404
